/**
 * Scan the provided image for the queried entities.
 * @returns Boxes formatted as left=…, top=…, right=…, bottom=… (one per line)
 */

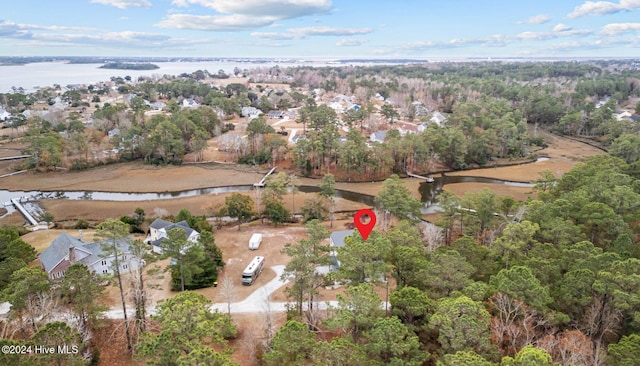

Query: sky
left=1, top=0, right=640, bottom=58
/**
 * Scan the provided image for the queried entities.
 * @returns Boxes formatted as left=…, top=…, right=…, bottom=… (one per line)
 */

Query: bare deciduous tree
left=422, top=223, right=443, bottom=252
left=218, top=274, right=236, bottom=316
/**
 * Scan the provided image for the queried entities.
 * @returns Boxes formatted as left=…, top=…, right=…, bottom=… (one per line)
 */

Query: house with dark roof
left=147, top=219, right=200, bottom=254
left=267, top=110, right=285, bottom=119
left=39, top=233, right=139, bottom=280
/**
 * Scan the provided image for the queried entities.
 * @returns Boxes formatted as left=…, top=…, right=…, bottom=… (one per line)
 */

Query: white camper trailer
left=249, top=233, right=263, bottom=250
left=242, top=256, right=265, bottom=285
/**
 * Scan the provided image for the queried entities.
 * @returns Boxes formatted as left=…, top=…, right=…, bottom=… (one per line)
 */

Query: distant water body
left=0, top=60, right=381, bottom=93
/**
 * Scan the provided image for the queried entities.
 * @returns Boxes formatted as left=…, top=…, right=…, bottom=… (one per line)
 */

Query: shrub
left=74, top=219, right=91, bottom=229
left=70, top=159, right=92, bottom=171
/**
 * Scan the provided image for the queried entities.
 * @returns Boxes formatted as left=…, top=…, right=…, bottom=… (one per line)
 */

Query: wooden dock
left=253, top=167, right=277, bottom=187
left=407, top=171, right=434, bottom=182
left=0, top=155, right=31, bottom=161
left=10, top=198, right=39, bottom=226
left=0, top=170, right=27, bottom=178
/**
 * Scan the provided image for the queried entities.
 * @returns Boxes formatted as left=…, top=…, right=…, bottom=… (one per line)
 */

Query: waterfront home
left=147, top=219, right=200, bottom=254
left=39, top=233, right=140, bottom=280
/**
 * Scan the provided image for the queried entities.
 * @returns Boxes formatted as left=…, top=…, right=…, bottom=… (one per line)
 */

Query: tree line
left=260, top=155, right=640, bottom=365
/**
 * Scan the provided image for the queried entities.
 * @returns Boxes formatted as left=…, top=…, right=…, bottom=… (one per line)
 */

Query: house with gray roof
left=370, top=130, right=388, bottom=143
left=329, top=230, right=354, bottom=270
left=241, top=106, right=262, bottom=120
left=39, top=232, right=140, bottom=280
left=147, top=218, right=200, bottom=254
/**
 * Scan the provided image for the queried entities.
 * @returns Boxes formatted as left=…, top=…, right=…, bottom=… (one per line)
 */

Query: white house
left=147, top=219, right=200, bottom=254
left=241, top=106, right=262, bottom=120
left=39, top=233, right=140, bottom=280
left=430, top=112, right=447, bottom=127
left=0, top=107, right=11, bottom=121
left=182, top=98, right=199, bottom=109
left=615, top=110, right=633, bottom=121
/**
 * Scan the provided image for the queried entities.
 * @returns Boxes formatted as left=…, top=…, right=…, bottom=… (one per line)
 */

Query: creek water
left=0, top=173, right=534, bottom=219
left=0, top=185, right=376, bottom=217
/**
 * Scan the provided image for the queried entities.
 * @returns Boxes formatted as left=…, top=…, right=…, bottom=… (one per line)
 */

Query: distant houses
left=39, top=233, right=140, bottom=280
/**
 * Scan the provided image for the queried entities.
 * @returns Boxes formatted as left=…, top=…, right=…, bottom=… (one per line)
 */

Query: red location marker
left=354, top=209, right=376, bottom=241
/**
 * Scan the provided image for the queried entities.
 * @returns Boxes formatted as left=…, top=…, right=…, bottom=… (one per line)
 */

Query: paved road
left=104, top=265, right=388, bottom=318
left=105, top=265, right=324, bottom=318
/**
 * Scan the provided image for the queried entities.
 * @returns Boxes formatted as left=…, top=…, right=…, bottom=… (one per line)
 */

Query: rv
left=242, top=256, right=265, bottom=285
left=249, top=233, right=263, bottom=250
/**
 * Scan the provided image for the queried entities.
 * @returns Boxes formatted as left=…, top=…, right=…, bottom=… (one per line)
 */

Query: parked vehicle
left=242, top=256, right=265, bottom=285
left=249, top=233, right=262, bottom=250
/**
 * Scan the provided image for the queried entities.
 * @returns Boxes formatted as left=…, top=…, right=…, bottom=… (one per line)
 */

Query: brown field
left=447, top=129, right=604, bottom=182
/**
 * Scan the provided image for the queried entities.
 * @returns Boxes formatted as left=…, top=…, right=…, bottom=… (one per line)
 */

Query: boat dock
left=0, top=155, right=31, bottom=161
left=253, top=167, right=277, bottom=187
left=10, top=198, right=39, bottom=226
left=407, top=172, right=434, bottom=182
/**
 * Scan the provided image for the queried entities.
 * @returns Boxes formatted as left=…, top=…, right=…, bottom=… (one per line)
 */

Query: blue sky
left=1, top=0, right=640, bottom=58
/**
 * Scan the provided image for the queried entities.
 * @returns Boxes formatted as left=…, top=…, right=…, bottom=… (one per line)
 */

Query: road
left=104, top=265, right=337, bottom=318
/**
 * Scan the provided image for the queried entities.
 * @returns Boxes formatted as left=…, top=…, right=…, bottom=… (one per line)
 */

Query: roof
left=39, top=233, right=86, bottom=272
left=165, top=221, right=196, bottom=237
left=39, top=233, right=132, bottom=272
left=267, top=110, right=285, bottom=118
left=77, top=239, right=131, bottom=267
left=330, top=230, right=354, bottom=248
left=150, top=218, right=173, bottom=230
left=370, top=130, right=388, bottom=142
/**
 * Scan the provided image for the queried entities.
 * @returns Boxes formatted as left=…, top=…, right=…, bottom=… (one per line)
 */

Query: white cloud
left=519, top=14, right=551, bottom=24
left=159, top=1, right=333, bottom=31
left=601, top=22, right=640, bottom=35
left=251, top=26, right=372, bottom=40
left=336, top=38, right=364, bottom=47
left=90, top=0, right=152, bottom=9
left=169, top=0, right=332, bottom=19
left=250, top=31, right=301, bottom=40
left=156, top=14, right=276, bottom=31
left=395, top=34, right=510, bottom=52
left=290, top=26, right=372, bottom=36
left=0, top=20, right=32, bottom=39
left=568, top=0, right=640, bottom=18
left=518, top=28, right=592, bottom=40
left=553, top=23, right=572, bottom=32
left=517, top=31, right=556, bottom=41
